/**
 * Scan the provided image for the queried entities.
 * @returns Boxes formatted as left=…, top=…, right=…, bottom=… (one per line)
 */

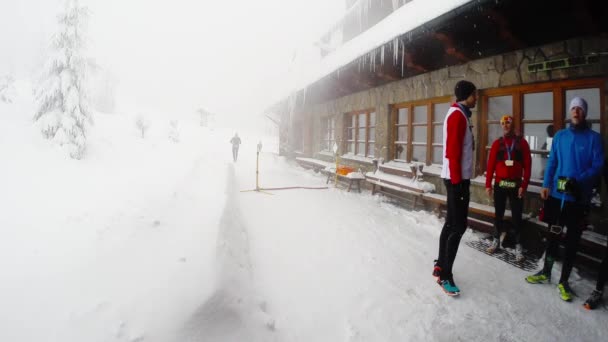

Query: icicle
left=302, top=86, right=307, bottom=105
left=380, top=45, right=385, bottom=66
left=401, top=43, right=405, bottom=77
left=393, top=38, right=399, bottom=64
left=370, top=50, right=374, bottom=72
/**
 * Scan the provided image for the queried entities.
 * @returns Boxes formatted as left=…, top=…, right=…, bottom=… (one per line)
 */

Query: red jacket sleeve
left=445, top=110, right=467, bottom=184
left=485, top=140, right=499, bottom=188
left=520, top=138, right=532, bottom=191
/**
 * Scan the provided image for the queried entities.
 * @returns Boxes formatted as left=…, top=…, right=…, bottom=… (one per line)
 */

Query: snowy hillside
left=0, top=82, right=607, bottom=342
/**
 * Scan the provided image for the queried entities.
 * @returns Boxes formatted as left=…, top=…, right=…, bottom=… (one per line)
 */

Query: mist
left=0, top=0, right=344, bottom=130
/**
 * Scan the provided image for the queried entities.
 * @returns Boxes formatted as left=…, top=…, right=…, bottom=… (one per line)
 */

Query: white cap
left=569, top=97, right=588, bottom=117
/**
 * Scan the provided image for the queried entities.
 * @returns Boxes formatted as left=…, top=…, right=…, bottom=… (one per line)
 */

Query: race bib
left=505, top=160, right=514, bottom=167
left=557, top=177, right=568, bottom=193
left=499, top=180, right=517, bottom=189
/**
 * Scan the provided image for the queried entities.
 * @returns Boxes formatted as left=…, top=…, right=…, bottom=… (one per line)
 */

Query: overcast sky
left=0, top=0, right=344, bottom=126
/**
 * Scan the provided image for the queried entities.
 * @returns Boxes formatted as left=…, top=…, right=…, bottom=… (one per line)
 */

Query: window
left=394, top=108, right=408, bottom=161
left=523, top=92, right=553, bottom=180
left=344, top=110, right=375, bottom=157
left=479, top=78, right=605, bottom=181
left=412, top=105, right=427, bottom=162
left=391, top=96, right=451, bottom=165
left=487, top=95, right=513, bottom=149
left=432, top=102, right=450, bottom=164
left=321, top=117, right=335, bottom=152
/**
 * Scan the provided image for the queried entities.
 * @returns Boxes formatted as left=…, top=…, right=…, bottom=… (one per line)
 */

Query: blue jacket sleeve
left=542, top=134, right=559, bottom=189
left=576, top=133, right=605, bottom=186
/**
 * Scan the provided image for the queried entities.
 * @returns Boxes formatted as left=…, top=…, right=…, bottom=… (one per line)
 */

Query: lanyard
left=506, top=139, right=515, bottom=160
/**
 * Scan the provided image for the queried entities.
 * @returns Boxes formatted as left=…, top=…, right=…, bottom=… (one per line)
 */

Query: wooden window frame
left=391, top=96, right=452, bottom=165
left=344, top=109, right=375, bottom=157
left=478, top=78, right=606, bottom=177
left=321, top=116, right=336, bottom=152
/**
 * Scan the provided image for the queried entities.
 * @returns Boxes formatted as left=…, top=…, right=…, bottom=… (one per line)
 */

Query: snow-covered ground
left=1, top=84, right=607, bottom=342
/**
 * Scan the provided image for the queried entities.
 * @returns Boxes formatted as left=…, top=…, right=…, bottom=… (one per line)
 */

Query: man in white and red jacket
left=484, top=115, right=531, bottom=261
left=433, top=80, right=477, bottom=296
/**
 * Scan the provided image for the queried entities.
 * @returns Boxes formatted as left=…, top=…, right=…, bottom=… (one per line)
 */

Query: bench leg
left=326, top=173, right=331, bottom=184
left=347, top=180, right=352, bottom=192
left=356, top=180, right=361, bottom=193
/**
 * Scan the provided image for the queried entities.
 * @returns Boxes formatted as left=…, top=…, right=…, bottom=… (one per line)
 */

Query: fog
left=0, top=0, right=343, bottom=129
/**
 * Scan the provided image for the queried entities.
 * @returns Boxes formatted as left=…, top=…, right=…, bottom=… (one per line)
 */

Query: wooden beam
left=432, top=32, right=470, bottom=62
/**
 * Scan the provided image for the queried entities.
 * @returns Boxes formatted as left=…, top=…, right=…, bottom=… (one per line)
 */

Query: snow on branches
left=34, top=0, right=91, bottom=159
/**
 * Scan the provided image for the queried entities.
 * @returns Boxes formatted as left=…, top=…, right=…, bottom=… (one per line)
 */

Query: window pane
left=369, top=127, right=375, bottom=141
left=351, top=115, right=356, bottom=127
left=433, top=124, right=443, bottom=144
left=397, top=126, right=407, bottom=142
left=398, top=108, right=408, bottom=124
left=432, top=146, right=443, bottom=164
left=358, top=128, right=366, bottom=141
left=433, top=103, right=450, bottom=122
left=357, top=142, right=365, bottom=155
left=524, top=123, right=553, bottom=151
left=370, top=112, right=376, bottom=126
left=358, top=113, right=366, bottom=127
left=489, top=96, right=513, bottom=120
left=367, top=143, right=375, bottom=157
left=487, top=124, right=502, bottom=147
left=565, top=88, right=600, bottom=120
left=347, top=128, right=354, bottom=140
left=524, top=92, right=553, bottom=120
left=531, top=153, right=549, bottom=180
left=414, top=105, right=427, bottom=123
left=348, top=142, right=355, bottom=153
left=591, top=122, right=600, bottom=133
left=395, top=144, right=407, bottom=160
left=413, top=126, right=427, bottom=143
left=412, top=146, right=427, bottom=163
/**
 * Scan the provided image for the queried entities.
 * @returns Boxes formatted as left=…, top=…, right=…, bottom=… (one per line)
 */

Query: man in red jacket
left=433, top=80, right=477, bottom=296
left=484, top=115, right=532, bottom=262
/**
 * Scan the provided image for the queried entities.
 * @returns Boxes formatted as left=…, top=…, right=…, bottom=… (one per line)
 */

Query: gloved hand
left=564, top=178, right=579, bottom=194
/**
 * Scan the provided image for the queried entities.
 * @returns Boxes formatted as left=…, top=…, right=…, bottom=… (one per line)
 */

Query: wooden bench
left=295, top=157, right=333, bottom=173
left=364, top=171, right=435, bottom=209
left=322, top=168, right=365, bottom=192
left=424, top=193, right=607, bottom=268
left=421, top=193, right=513, bottom=232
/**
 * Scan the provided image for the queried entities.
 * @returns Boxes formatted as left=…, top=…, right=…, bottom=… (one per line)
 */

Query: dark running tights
left=544, top=197, right=585, bottom=284
left=437, top=179, right=470, bottom=279
left=492, top=185, right=523, bottom=244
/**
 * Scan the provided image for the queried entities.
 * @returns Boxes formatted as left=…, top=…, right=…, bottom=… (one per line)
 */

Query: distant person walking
left=230, top=133, right=241, bottom=162
left=433, top=80, right=477, bottom=296
left=525, top=97, right=604, bottom=302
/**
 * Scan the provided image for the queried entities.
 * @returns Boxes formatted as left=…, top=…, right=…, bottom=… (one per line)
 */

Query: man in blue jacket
left=525, top=97, right=604, bottom=301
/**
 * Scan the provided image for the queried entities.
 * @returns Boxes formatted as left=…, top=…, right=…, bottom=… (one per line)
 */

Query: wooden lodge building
left=270, top=0, right=608, bottom=265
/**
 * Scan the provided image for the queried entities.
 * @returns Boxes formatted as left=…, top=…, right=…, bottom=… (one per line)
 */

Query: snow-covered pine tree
left=0, top=75, right=16, bottom=103
left=34, top=0, right=91, bottom=159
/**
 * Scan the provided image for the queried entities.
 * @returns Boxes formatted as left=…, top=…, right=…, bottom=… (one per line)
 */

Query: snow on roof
left=284, top=0, right=472, bottom=101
